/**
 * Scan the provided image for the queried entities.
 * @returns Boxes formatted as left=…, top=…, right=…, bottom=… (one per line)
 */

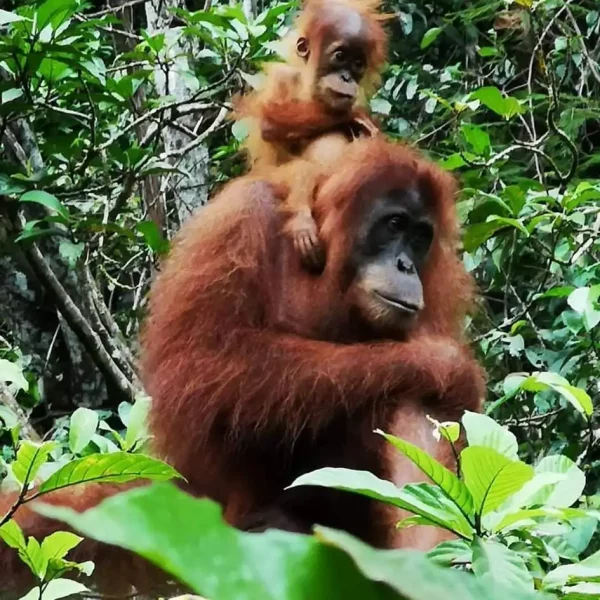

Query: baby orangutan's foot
left=287, top=210, right=325, bottom=273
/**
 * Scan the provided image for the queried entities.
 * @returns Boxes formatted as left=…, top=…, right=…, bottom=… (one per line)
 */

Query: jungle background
left=0, top=0, right=599, bottom=598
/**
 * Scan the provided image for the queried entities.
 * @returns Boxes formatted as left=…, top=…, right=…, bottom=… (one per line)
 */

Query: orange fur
left=1, top=139, right=485, bottom=594
left=234, top=0, right=388, bottom=265
left=140, top=137, right=485, bottom=537
left=290, top=0, right=387, bottom=95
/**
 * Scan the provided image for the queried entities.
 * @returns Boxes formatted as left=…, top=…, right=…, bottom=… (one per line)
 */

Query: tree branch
left=20, top=231, right=136, bottom=399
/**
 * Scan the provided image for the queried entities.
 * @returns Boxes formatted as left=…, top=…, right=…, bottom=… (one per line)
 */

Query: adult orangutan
left=0, top=138, right=485, bottom=595
left=141, top=136, right=485, bottom=544
left=235, top=0, right=387, bottom=269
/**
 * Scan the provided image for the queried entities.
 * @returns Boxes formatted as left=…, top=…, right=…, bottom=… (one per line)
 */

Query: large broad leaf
left=518, top=373, right=593, bottom=418
left=470, top=86, right=524, bottom=118
left=36, top=483, right=548, bottom=600
left=461, top=447, right=534, bottom=516
left=40, top=531, right=82, bottom=561
left=472, top=538, right=534, bottom=591
left=319, top=527, right=547, bottom=600
left=427, top=540, right=472, bottom=567
left=19, top=579, right=90, bottom=600
left=68, top=407, right=99, bottom=455
left=0, top=520, right=46, bottom=579
left=528, top=456, right=586, bottom=508
left=568, top=286, right=600, bottom=331
left=36, top=452, right=180, bottom=495
left=461, top=124, right=491, bottom=156
left=0, top=9, right=29, bottom=24
left=493, top=507, right=567, bottom=533
left=487, top=462, right=581, bottom=532
left=377, top=431, right=474, bottom=516
left=0, top=358, right=28, bottom=392
left=12, top=441, right=59, bottom=486
left=420, top=26, right=442, bottom=49
left=462, top=412, right=519, bottom=460
left=34, top=483, right=397, bottom=600
left=290, top=467, right=474, bottom=539
left=0, top=519, right=26, bottom=550
left=464, top=220, right=512, bottom=252
left=544, top=561, right=600, bottom=592
left=19, top=190, right=69, bottom=220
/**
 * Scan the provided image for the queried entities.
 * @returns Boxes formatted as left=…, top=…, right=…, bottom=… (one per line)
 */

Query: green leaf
left=290, top=467, right=474, bottom=539
left=461, top=447, right=534, bottom=516
left=35, top=483, right=391, bottom=599
left=0, top=9, right=28, bottom=24
left=36, top=0, right=78, bottom=29
left=0, top=519, right=26, bottom=550
left=426, top=416, right=461, bottom=443
left=58, top=240, right=84, bottom=269
left=0, top=358, right=29, bottom=392
left=462, top=412, right=519, bottom=460
left=563, top=582, right=600, bottom=597
left=472, top=538, right=534, bottom=591
left=478, top=46, right=498, bottom=57
left=440, top=153, right=466, bottom=170
left=427, top=539, right=472, bottom=567
left=12, top=441, right=59, bottom=485
left=135, top=221, right=169, bottom=255
left=38, top=452, right=181, bottom=494
left=544, top=563, right=600, bottom=592
left=520, top=373, right=593, bottom=418
left=26, top=536, right=47, bottom=578
left=124, top=393, right=151, bottom=450
left=378, top=431, right=473, bottom=515
left=462, top=124, right=491, bottom=156
left=568, top=286, right=600, bottom=331
left=2, top=88, right=23, bottom=103
left=0, top=520, right=48, bottom=579
left=20, top=191, right=69, bottom=220
left=421, top=27, right=443, bottom=49
left=492, top=216, right=530, bottom=237
left=463, top=217, right=528, bottom=252
left=40, top=531, right=83, bottom=560
left=15, top=221, right=64, bottom=243
left=464, top=221, right=507, bottom=251
left=538, top=286, right=576, bottom=299
left=20, top=579, right=90, bottom=600
left=69, top=408, right=99, bottom=455
left=471, top=87, right=525, bottom=118
left=371, top=98, right=392, bottom=115
left=317, top=527, right=542, bottom=600
left=493, top=507, right=565, bottom=532
left=528, top=455, right=586, bottom=508
left=37, top=483, right=542, bottom=600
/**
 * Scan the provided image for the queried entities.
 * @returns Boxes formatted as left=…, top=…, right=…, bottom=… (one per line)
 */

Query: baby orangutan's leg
left=272, top=159, right=325, bottom=272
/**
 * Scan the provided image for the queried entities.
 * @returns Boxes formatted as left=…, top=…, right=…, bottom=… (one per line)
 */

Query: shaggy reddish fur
left=234, top=0, right=387, bottom=166
left=141, top=137, right=485, bottom=536
left=0, top=138, right=485, bottom=594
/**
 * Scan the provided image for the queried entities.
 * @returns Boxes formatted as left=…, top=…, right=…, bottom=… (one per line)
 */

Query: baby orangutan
left=235, top=0, right=387, bottom=270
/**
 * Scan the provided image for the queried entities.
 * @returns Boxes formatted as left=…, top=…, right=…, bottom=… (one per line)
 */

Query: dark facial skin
left=296, top=6, right=369, bottom=113
left=351, top=188, right=435, bottom=332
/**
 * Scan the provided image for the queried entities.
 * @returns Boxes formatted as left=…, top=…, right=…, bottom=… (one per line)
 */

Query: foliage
left=0, top=394, right=179, bottom=599
left=39, top=482, right=547, bottom=600
left=373, top=0, right=600, bottom=486
left=293, top=413, right=599, bottom=598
